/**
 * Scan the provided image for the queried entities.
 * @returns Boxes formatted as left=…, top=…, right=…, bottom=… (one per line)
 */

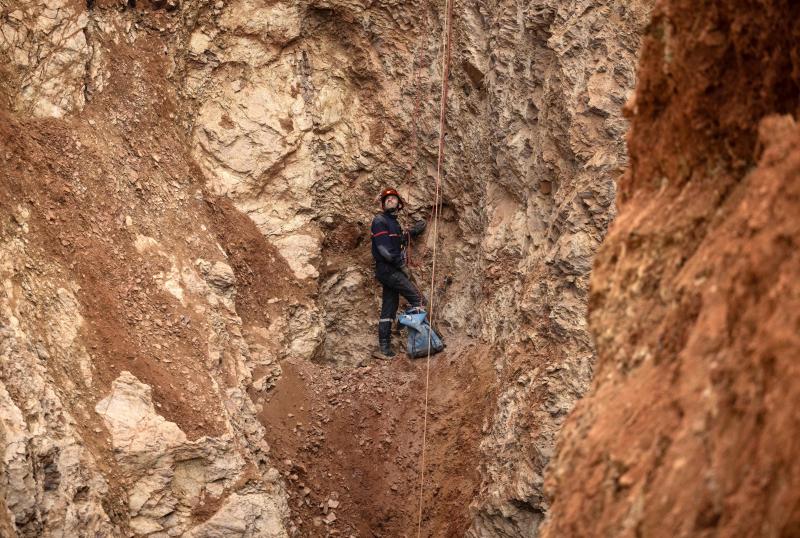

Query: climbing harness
left=416, top=0, right=455, bottom=534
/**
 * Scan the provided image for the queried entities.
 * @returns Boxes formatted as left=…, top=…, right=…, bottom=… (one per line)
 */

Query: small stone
left=618, top=472, right=634, bottom=487
left=324, top=512, right=337, bottom=525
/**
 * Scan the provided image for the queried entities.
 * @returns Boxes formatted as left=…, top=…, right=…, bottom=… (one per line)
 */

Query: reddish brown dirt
left=0, top=50, right=229, bottom=438
left=205, top=195, right=304, bottom=328
left=0, top=11, right=496, bottom=537
left=0, top=17, right=307, bottom=527
left=254, top=341, right=497, bottom=537
left=620, top=0, right=800, bottom=203
left=543, top=2, right=800, bottom=537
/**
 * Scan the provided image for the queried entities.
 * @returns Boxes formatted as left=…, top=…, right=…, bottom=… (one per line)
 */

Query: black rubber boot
left=373, top=338, right=396, bottom=360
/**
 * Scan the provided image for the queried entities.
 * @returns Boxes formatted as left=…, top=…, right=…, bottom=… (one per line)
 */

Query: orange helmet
left=378, top=187, right=405, bottom=210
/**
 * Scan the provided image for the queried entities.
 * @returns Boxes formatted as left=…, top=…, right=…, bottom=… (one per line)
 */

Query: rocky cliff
left=1, top=1, right=293, bottom=535
left=17, top=0, right=799, bottom=537
left=460, top=2, right=651, bottom=535
left=543, top=1, right=800, bottom=536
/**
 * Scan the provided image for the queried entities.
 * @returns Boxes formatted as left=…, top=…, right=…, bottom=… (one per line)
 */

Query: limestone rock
left=464, top=2, right=652, bottom=534
left=184, top=488, right=288, bottom=538
left=95, top=371, right=288, bottom=536
left=0, top=0, right=102, bottom=117
left=197, top=259, right=237, bottom=293
left=0, top=244, right=117, bottom=536
left=95, top=371, right=188, bottom=459
left=0, top=102, right=291, bottom=535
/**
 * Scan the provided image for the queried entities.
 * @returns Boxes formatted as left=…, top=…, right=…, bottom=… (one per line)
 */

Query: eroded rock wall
left=543, top=1, right=800, bottom=536
left=462, top=2, right=651, bottom=535
left=178, top=0, right=454, bottom=365
left=173, top=2, right=652, bottom=530
left=172, top=2, right=653, bottom=531
left=1, top=0, right=654, bottom=535
left=0, top=3, right=292, bottom=535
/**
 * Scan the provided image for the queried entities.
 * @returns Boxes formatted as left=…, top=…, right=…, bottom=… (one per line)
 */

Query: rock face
left=181, top=0, right=433, bottom=365
left=0, top=149, right=291, bottom=536
left=0, top=0, right=103, bottom=117
left=0, top=0, right=656, bottom=537
left=0, top=2, right=293, bottom=534
left=0, top=308, right=116, bottom=537
left=4, top=0, right=799, bottom=536
left=179, top=0, right=651, bottom=530
left=96, top=372, right=287, bottom=536
left=543, top=1, right=800, bottom=536
left=458, top=2, right=652, bottom=535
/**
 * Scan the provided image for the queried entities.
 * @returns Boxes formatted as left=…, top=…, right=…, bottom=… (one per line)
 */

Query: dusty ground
left=256, top=341, right=496, bottom=538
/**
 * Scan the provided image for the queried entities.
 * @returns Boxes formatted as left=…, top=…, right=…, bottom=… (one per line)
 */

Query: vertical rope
left=416, top=0, right=455, bottom=535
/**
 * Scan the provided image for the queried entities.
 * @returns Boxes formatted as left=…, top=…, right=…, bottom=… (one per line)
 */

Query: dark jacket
left=371, top=211, right=404, bottom=276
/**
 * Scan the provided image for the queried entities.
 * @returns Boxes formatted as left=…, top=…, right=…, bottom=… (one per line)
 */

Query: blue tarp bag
left=397, top=308, right=445, bottom=359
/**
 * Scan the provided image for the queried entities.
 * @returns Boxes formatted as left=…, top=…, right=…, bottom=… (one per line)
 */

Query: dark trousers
left=376, top=269, right=425, bottom=342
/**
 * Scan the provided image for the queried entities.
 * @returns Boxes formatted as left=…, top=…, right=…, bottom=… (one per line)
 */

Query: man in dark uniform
left=371, top=187, right=426, bottom=359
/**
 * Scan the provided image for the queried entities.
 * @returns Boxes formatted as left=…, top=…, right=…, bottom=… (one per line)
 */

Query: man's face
left=384, top=195, right=400, bottom=211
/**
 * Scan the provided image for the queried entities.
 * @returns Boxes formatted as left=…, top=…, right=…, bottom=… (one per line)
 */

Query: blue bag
left=397, top=308, right=445, bottom=359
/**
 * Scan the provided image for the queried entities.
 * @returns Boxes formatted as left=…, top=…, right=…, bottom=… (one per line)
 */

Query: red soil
left=543, top=2, right=800, bottom=536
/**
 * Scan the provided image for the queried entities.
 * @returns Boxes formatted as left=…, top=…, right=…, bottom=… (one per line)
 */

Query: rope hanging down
left=416, top=0, right=455, bottom=535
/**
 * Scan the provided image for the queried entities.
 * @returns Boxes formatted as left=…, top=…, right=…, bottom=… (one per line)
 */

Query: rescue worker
left=371, top=188, right=426, bottom=359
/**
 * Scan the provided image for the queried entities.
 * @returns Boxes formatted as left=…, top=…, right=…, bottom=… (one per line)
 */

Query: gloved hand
left=409, top=220, right=426, bottom=238
left=400, top=265, right=412, bottom=279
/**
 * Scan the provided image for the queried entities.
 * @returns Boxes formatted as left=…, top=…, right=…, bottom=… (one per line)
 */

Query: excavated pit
left=2, top=0, right=797, bottom=537
left=0, top=0, right=646, bottom=536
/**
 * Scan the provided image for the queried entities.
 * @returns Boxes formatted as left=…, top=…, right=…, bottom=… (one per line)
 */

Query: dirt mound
left=257, top=342, right=497, bottom=537
left=543, top=1, right=800, bottom=536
